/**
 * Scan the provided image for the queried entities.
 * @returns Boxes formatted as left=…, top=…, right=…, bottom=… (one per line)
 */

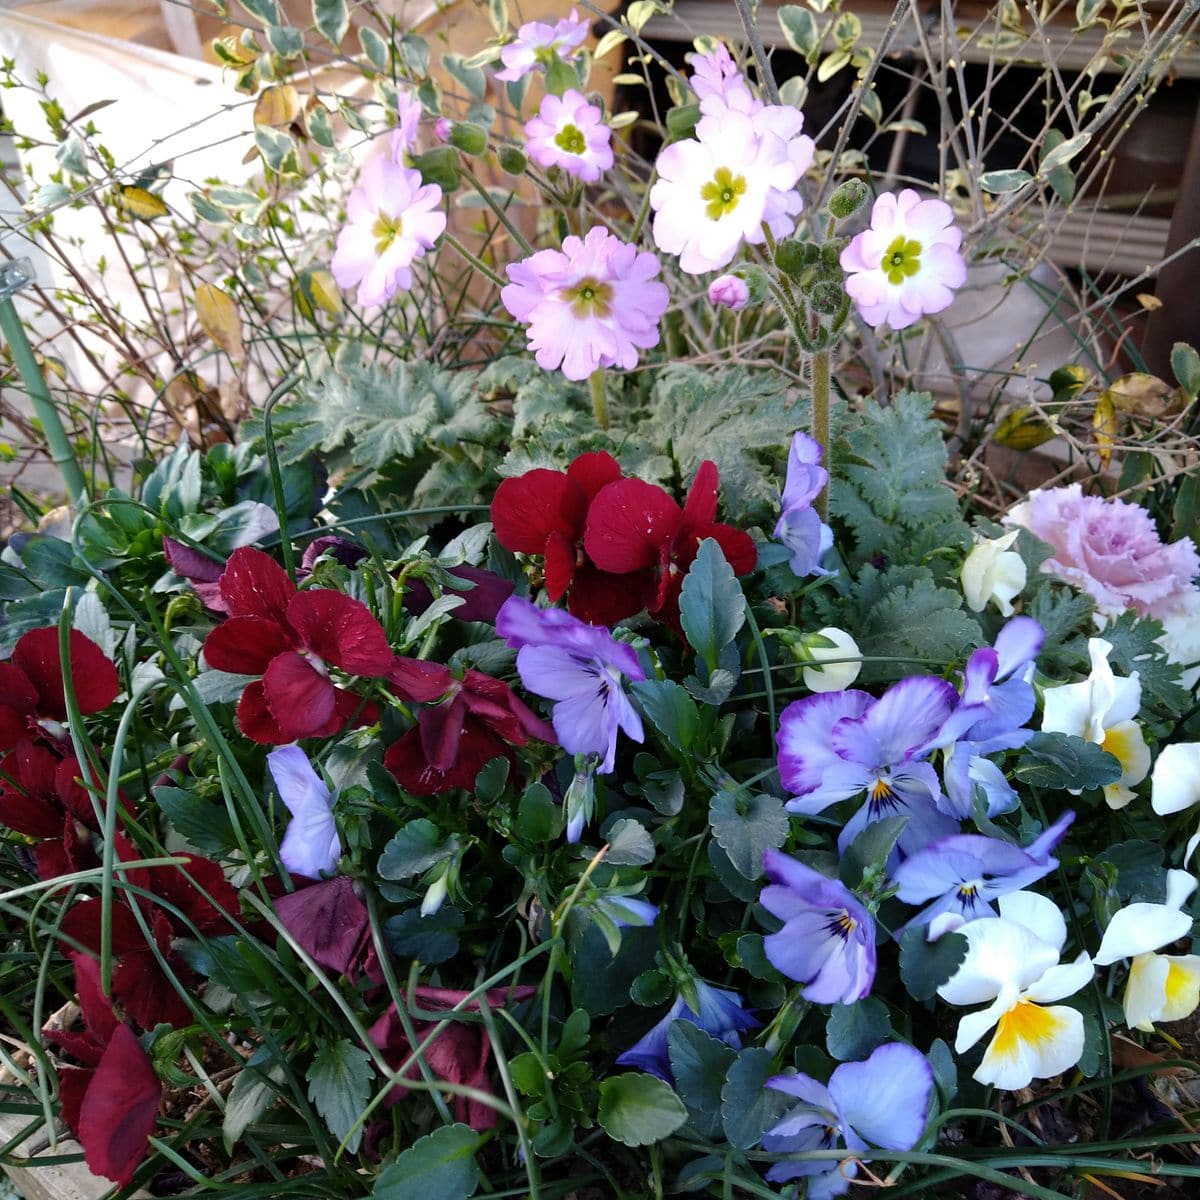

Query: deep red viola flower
left=491, top=452, right=652, bottom=625
left=0, top=742, right=99, bottom=880
left=43, top=954, right=161, bottom=1187
left=0, top=627, right=119, bottom=752
left=404, top=564, right=514, bottom=625
left=384, top=658, right=555, bottom=796
left=201, top=547, right=392, bottom=743
left=274, top=875, right=370, bottom=978
left=368, top=984, right=537, bottom=1131
left=584, top=460, right=757, bottom=630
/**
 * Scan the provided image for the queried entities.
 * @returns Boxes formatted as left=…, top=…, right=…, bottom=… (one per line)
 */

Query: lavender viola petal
left=497, top=596, right=644, bottom=679
left=960, top=648, right=1001, bottom=707
left=1026, top=810, right=1075, bottom=861
left=776, top=691, right=872, bottom=796
left=781, top=432, right=829, bottom=510
left=774, top=505, right=834, bottom=578
left=836, top=781, right=958, bottom=861
left=269, top=745, right=341, bottom=878
left=828, top=1042, right=933, bottom=1151
left=615, top=995, right=685, bottom=1080
left=857, top=676, right=959, bottom=763
left=993, top=616, right=1045, bottom=680
left=599, top=896, right=658, bottom=927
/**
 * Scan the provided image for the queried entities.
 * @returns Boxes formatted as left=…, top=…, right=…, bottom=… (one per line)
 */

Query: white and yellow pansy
left=961, top=530, right=1027, bottom=617
left=1150, top=743, right=1200, bottom=864
left=1041, top=638, right=1150, bottom=809
left=937, top=891, right=1093, bottom=1091
left=1093, top=869, right=1200, bottom=1033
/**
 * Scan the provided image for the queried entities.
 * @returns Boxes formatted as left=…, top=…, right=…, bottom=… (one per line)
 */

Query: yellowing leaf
left=594, top=29, right=627, bottom=59
left=296, top=269, right=344, bottom=320
left=116, top=186, right=169, bottom=220
left=254, top=84, right=301, bottom=127
left=1136, top=292, right=1163, bottom=311
left=1093, top=393, right=1117, bottom=467
left=1102, top=372, right=1178, bottom=419
left=992, top=406, right=1057, bottom=450
left=195, top=284, right=244, bottom=363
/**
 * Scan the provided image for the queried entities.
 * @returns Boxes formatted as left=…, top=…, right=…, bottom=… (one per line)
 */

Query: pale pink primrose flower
left=524, top=89, right=613, bottom=183
left=331, top=158, right=446, bottom=308
left=651, top=107, right=803, bottom=274
left=495, top=8, right=589, bottom=82
left=690, top=42, right=759, bottom=116
left=501, top=226, right=669, bottom=381
left=753, top=105, right=814, bottom=237
left=840, top=189, right=967, bottom=330
left=708, top=274, right=749, bottom=311
left=388, top=90, right=423, bottom=160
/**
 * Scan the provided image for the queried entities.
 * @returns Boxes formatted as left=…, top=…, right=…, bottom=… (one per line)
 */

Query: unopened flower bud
left=420, top=867, right=450, bottom=916
left=708, top=273, right=749, bottom=311
left=827, top=178, right=870, bottom=220
left=498, top=144, right=527, bottom=175
left=798, top=627, right=862, bottom=692
left=448, top=121, right=488, bottom=156
left=810, top=280, right=844, bottom=315
left=961, top=529, right=1026, bottom=616
left=433, top=116, right=452, bottom=143
left=732, top=264, right=769, bottom=304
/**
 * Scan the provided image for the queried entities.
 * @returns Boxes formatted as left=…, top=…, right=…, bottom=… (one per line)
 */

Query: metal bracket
left=0, top=258, right=34, bottom=301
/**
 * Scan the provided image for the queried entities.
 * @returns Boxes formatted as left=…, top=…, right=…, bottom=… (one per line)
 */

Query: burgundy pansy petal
left=262, top=653, right=337, bottom=742
left=162, top=537, right=224, bottom=585
left=705, top=523, right=758, bottom=576
left=384, top=722, right=514, bottom=796
left=12, top=628, right=119, bottom=721
left=61, top=898, right=146, bottom=958
left=78, top=1023, right=161, bottom=1186
left=287, top=590, right=392, bottom=676
left=70, top=953, right=120, bottom=1045
left=202, top=616, right=293, bottom=676
left=34, top=838, right=74, bottom=882
left=566, top=450, right=623, bottom=501
left=13, top=739, right=60, bottom=797
left=0, top=779, right=62, bottom=838
left=679, top=460, right=720, bottom=532
left=491, top=470, right=587, bottom=555
left=60, top=817, right=97, bottom=876
left=274, top=876, right=369, bottom=976
left=113, top=947, right=193, bottom=1030
left=57, top=1066, right=92, bottom=1132
left=568, top=565, right=653, bottom=626
left=461, top=673, right=535, bottom=745
left=145, top=855, right=239, bottom=936
left=584, top=479, right=682, bottom=574
left=323, top=688, right=377, bottom=737
left=55, top=757, right=98, bottom=826
left=236, top=682, right=285, bottom=744
left=43, top=1025, right=105, bottom=1067
left=299, top=536, right=367, bottom=575
left=387, top=657, right=452, bottom=703
left=193, top=581, right=227, bottom=611
left=543, top=530, right=577, bottom=602
left=419, top=696, right=467, bottom=772
left=218, top=547, right=295, bottom=623
left=0, top=664, right=38, bottom=751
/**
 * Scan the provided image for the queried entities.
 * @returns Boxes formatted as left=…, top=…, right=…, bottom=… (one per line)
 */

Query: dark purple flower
left=760, top=850, right=876, bottom=1004
left=300, top=536, right=368, bottom=575
left=762, top=1042, right=933, bottom=1196
left=404, top=564, right=514, bottom=624
left=274, top=876, right=369, bottom=977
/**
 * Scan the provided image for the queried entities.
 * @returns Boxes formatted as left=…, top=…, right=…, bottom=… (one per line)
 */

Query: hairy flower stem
left=811, top=347, right=831, bottom=520
left=589, top=369, right=609, bottom=429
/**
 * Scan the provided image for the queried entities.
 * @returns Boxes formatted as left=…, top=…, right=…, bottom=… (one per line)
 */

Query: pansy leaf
left=474, top=756, right=510, bottom=804
left=667, top=1022, right=738, bottom=1139
left=709, top=789, right=788, bottom=880
left=825, top=998, right=891, bottom=1061
left=154, top=786, right=238, bottom=856
left=1013, top=732, right=1122, bottom=791
left=604, top=818, right=656, bottom=866
left=373, top=1123, right=480, bottom=1200
left=721, top=1048, right=790, bottom=1150
left=223, top=1048, right=284, bottom=1152
left=518, top=782, right=561, bottom=842
left=679, top=538, right=745, bottom=673
left=899, top=927, right=968, bottom=1001
left=598, top=1073, right=688, bottom=1147
left=839, top=815, right=908, bottom=887
left=307, top=1039, right=372, bottom=1153
left=631, top=680, right=700, bottom=755
left=384, top=906, right=463, bottom=965
left=928, top=1038, right=958, bottom=1103
left=378, top=819, right=455, bottom=879
left=1093, top=840, right=1166, bottom=903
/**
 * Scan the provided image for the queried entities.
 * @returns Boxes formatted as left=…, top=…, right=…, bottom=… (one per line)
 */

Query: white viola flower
left=938, top=891, right=1093, bottom=1090
left=524, top=89, right=613, bottom=183
left=802, top=628, right=862, bottom=694
left=1158, top=592, right=1200, bottom=692
left=1151, top=743, right=1200, bottom=817
left=650, top=108, right=802, bottom=274
left=1041, top=637, right=1150, bottom=809
left=961, top=529, right=1027, bottom=616
left=331, top=158, right=446, bottom=308
left=1094, top=869, right=1200, bottom=1032
left=839, top=189, right=967, bottom=330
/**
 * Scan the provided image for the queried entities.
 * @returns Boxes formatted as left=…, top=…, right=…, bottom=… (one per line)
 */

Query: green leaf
left=384, top=906, right=463, bottom=965
left=979, top=169, right=1033, bottom=194
left=898, top=927, right=967, bottom=1001
left=839, top=816, right=907, bottom=887
left=412, top=145, right=462, bottom=191
left=254, top=126, right=299, bottom=174
left=597, top=1073, right=688, bottom=1146
left=312, top=0, right=348, bottom=45
left=307, top=1039, right=372, bottom=1153
left=154, top=786, right=238, bottom=855
left=373, top=1124, right=480, bottom=1200
left=1171, top=342, right=1200, bottom=399
left=475, top=756, right=510, bottom=804
left=679, top=538, right=745, bottom=671
left=708, top=789, right=789, bottom=880
left=1039, top=130, right=1077, bottom=203
left=778, top=5, right=820, bottom=57
left=378, top=819, right=456, bottom=879
left=604, top=818, right=655, bottom=866
left=1094, top=840, right=1166, bottom=903
left=239, top=0, right=281, bottom=24
left=518, top=782, right=560, bottom=841
left=826, top=998, right=891, bottom=1061
left=1098, top=610, right=1189, bottom=714
left=721, top=1048, right=790, bottom=1149
left=1040, top=131, right=1090, bottom=172
left=360, top=26, right=390, bottom=71
left=667, top=1022, right=738, bottom=1139
left=631, top=679, right=700, bottom=755
left=223, top=1049, right=283, bottom=1152
left=443, top=53, right=487, bottom=100
left=1013, top=732, right=1122, bottom=790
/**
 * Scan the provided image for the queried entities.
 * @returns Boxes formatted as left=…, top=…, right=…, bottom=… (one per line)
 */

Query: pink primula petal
left=203, top=615, right=294, bottom=676
left=261, top=653, right=337, bottom=742
left=287, top=590, right=393, bottom=676
left=78, top=1023, right=161, bottom=1186
left=218, top=547, right=296, bottom=624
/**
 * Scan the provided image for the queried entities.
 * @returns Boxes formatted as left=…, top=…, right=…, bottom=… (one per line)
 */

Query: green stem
left=811, top=347, right=831, bottom=521
left=589, top=369, right=609, bottom=430
left=444, top=233, right=510, bottom=290
left=0, top=295, right=88, bottom=507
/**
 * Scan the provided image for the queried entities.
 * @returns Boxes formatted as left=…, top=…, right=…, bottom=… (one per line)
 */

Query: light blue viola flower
left=776, top=676, right=960, bottom=859
left=616, top=979, right=758, bottom=1082
left=762, top=1042, right=934, bottom=1197
left=496, top=596, right=644, bottom=777
left=760, top=849, right=876, bottom=1004
left=892, top=812, right=1074, bottom=930
left=774, top=432, right=834, bottom=578
left=595, top=895, right=658, bottom=928
left=268, top=744, right=341, bottom=878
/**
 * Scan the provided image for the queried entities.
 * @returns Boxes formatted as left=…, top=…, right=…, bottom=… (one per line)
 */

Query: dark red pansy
left=368, top=985, right=537, bottom=1131
left=384, top=659, right=554, bottom=796
left=201, top=547, right=392, bottom=744
left=43, top=954, right=161, bottom=1188
left=0, top=628, right=119, bottom=752
left=585, top=460, right=757, bottom=630
left=274, top=875, right=370, bottom=977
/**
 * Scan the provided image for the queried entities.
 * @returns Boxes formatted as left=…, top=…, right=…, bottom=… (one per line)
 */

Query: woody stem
left=811, top=347, right=831, bottom=520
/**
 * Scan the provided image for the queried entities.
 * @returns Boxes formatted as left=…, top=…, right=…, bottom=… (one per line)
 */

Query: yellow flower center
left=700, top=166, right=747, bottom=221
left=880, top=234, right=922, bottom=285
left=555, top=123, right=587, bottom=155
left=991, top=999, right=1068, bottom=1059
left=373, top=212, right=404, bottom=255
left=564, top=276, right=613, bottom=317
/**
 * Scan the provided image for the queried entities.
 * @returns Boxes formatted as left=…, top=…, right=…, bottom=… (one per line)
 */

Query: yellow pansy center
left=373, top=212, right=404, bottom=255
left=700, top=166, right=747, bottom=220
left=826, top=909, right=859, bottom=940
left=564, top=276, right=613, bottom=317
left=555, top=123, right=587, bottom=155
left=991, top=999, right=1068, bottom=1060
left=880, top=234, right=922, bottom=285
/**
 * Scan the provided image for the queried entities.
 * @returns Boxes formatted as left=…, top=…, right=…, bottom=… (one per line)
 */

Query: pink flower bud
left=708, top=273, right=749, bottom=311
left=434, top=116, right=452, bottom=143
